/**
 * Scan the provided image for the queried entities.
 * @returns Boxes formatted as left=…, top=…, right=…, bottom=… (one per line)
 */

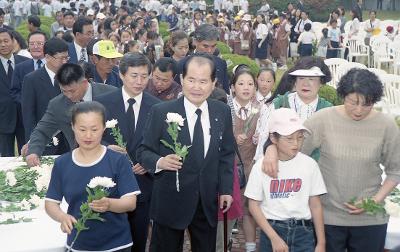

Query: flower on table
left=52, top=137, right=59, bottom=146
left=28, top=194, right=43, bottom=208
left=19, top=199, right=31, bottom=211
left=5, top=171, right=17, bottom=186
left=87, top=176, right=116, bottom=189
left=106, top=119, right=118, bottom=129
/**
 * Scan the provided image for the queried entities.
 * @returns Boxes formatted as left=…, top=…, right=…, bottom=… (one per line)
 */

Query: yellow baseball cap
left=92, top=40, right=123, bottom=58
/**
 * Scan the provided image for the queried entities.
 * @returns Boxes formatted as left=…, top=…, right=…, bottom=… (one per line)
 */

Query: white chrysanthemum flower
left=0, top=213, right=15, bottom=222
left=106, top=119, right=118, bottom=128
left=385, top=198, right=400, bottom=217
left=166, top=113, right=185, bottom=127
left=87, top=176, right=116, bottom=189
left=52, top=137, right=59, bottom=146
left=28, top=194, right=43, bottom=208
left=251, top=108, right=259, bottom=114
left=5, top=171, right=17, bottom=186
left=20, top=199, right=31, bottom=211
left=35, top=174, right=50, bottom=192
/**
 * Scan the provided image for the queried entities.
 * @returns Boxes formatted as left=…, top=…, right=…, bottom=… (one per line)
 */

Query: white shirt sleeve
left=309, top=162, right=327, bottom=196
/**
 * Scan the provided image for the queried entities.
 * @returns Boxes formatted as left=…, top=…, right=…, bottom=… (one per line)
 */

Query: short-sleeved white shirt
left=256, top=23, right=268, bottom=39
left=245, top=153, right=327, bottom=220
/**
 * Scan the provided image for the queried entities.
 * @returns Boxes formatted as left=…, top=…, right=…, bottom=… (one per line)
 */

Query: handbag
left=241, top=39, right=250, bottom=50
left=234, top=140, right=246, bottom=189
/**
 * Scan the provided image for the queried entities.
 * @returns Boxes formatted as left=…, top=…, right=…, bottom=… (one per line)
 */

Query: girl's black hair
left=71, top=101, right=106, bottom=126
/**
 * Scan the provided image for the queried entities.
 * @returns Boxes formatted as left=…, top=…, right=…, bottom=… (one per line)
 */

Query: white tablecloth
left=0, top=157, right=399, bottom=250
left=0, top=157, right=66, bottom=252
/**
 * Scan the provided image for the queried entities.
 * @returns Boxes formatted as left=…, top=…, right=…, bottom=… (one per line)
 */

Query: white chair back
left=324, top=58, right=348, bottom=88
left=336, top=62, right=367, bottom=84
left=368, top=68, right=387, bottom=80
left=381, top=74, right=400, bottom=89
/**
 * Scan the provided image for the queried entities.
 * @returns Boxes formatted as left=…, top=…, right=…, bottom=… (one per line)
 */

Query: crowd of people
left=0, top=0, right=399, bottom=252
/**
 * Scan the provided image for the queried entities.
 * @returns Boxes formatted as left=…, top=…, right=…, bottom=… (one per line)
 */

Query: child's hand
left=271, top=235, right=289, bottom=252
left=90, top=197, right=111, bottom=213
left=344, top=200, right=365, bottom=215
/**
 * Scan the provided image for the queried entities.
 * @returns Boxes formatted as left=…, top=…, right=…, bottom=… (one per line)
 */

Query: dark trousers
left=300, top=44, right=313, bottom=57
left=325, top=224, right=387, bottom=252
left=150, top=202, right=217, bottom=252
left=327, top=41, right=340, bottom=59
left=0, top=108, right=25, bottom=156
left=128, top=201, right=151, bottom=252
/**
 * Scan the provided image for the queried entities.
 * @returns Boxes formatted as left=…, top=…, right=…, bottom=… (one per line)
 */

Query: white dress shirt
left=74, top=41, right=88, bottom=62
left=184, top=97, right=211, bottom=157
left=255, top=91, right=271, bottom=104
left=82, top=83, right=93, bottom=102
left=122, top=86, right=143, bottom=129
left=44, top=64, right=56, bottom=86
left=0, top=55, right=14, bottom=74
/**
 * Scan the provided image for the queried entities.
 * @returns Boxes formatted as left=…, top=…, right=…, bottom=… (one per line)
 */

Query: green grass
left=16, top=16, right=55, bottom=40
left=345, top=10, right=400, bottom=21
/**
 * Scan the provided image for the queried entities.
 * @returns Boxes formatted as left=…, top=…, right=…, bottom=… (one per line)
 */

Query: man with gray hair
left=176, top=24, right=230, bottom=93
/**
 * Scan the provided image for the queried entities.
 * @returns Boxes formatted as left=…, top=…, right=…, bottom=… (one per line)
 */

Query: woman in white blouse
left=253, top=14, right=273, bottom=67
left=348, top=9, right=360, bottom=39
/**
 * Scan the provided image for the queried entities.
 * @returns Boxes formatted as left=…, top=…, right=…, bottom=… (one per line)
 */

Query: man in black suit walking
left=24, top=63, right=116, bottom=167
left=96, top=52, right=161, bottom=252
left=0, top=28, right=29, bottom=156
left=175, top=24, right=230, bottom=93
left=137, top=54, right=235, bottom=252
left=21, top=38, right=69, bottom=156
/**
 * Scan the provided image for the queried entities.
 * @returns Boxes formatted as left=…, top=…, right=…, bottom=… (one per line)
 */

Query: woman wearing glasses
left=262, top=68, right=400, bottom=251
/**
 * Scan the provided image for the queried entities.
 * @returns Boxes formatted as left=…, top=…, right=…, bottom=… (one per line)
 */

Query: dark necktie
left=79, top=48, right=86, bottom=62
left=7, top=59, right=13, bottom=83
left=37, top=59, right=42, bottom=69
left=192, top=109, right=204, bottom=163
left=127, top=98, right=136, bottom=135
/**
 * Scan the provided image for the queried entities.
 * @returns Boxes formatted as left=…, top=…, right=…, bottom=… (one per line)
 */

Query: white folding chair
left=370, top=36, right=393, bottom=70
left=324, top=58, right=348, bottom=88
left=336, top=62, right=367, bottom=84
left=368, top=68, right=387, bottom=81
left=345, top=37, right=370, bottom=67
left=382, top=84, right=400, bottom=116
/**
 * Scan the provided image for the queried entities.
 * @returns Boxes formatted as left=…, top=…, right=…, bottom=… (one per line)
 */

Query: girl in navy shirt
left=45, top=101, right=140, bottom=252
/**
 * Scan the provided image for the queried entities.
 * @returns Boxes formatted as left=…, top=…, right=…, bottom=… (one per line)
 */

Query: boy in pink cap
left=245, top=108, right=327, bottom=252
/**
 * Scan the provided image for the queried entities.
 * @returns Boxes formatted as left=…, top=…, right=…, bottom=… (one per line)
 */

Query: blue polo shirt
left=46, top=147, right=140, bottom=251
left=93, top=65, right=123, bottom=88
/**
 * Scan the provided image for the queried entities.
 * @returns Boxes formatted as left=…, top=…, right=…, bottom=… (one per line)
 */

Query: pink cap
left=269, top=108, right=310, bottom=136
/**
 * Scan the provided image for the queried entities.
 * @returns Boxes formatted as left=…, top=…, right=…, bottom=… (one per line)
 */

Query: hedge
left=221, top=53, right=260, bottom=78
left=217, top=41, right=232, bottom=54
left=159, top=22, right=169, bottom=40
left=16, top=15, right=54, bottom=40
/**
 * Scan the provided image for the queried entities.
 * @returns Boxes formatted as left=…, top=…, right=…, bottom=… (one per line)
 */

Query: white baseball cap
left=269, top=108, right=310, bottom=136
left=289, top=66, right=325, bottom=77
left=96, top=12, right=106, bottom=19
left=87, top=9, right=95, bottom=16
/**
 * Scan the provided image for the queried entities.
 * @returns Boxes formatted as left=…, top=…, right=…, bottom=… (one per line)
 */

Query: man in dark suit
left=175, top=24, right=230, bottom=93
left=0, top=28, right=29, bottom=156
left=21, top=38, right=69, bottom=156
left=68, top=17, right=94, bottom=64
left=96, top=53, right=161, bottom=252
left=24, top=63, right=116, bottom=167
left=353, top=0, right=363, bottom=22
left=11, top=31, right=47, bottom=103
left=137, top=54, right=235, bottom=252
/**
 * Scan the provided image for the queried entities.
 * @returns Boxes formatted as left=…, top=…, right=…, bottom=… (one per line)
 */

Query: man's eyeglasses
left=29, top=42, right=45, bottom=46
left=51, top=55, right=70, bottom=61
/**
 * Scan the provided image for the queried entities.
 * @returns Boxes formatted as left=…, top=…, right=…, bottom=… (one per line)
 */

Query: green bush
left=396, top=116, right=400, bottom=128
left=221, top=53, right=260, bottom=78
left=319, top=85, right=342, bottom=105
left=16, top=16, right=55, bottom=40
left=159, top=22, right=169, bottom=40
left=217, top=41, right=232, bottom=54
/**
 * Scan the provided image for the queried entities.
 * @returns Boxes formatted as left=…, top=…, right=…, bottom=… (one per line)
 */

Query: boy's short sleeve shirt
left=245, top=152, right=327, bottom=220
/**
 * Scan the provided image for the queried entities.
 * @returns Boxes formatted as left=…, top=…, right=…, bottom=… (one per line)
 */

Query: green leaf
left=160, top=140, right=175, bottom=151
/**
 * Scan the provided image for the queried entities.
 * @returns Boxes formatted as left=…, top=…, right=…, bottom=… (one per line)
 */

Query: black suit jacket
left=96, top=89, right=161, bottom=202
left=67, top=42, right=78, bottom=64
left=137, top=97, right=235, bottom=229
left=10, top=59, right=35, bottom=103
left=22, top=67, right=61, bottom=141
left=27, top=83, right=117, bottom=156
left=0, top=55, right=29, bottom=134
left=175, top=54, right=230, bottom=93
